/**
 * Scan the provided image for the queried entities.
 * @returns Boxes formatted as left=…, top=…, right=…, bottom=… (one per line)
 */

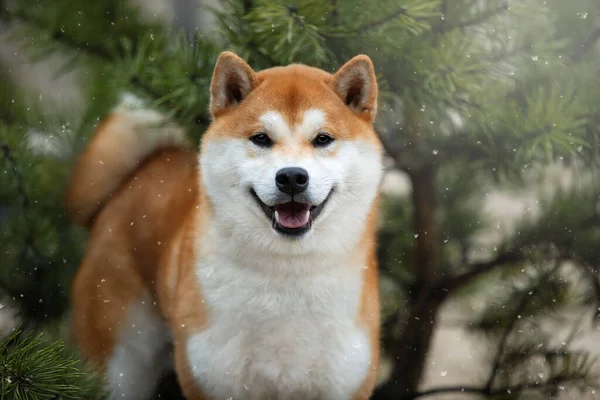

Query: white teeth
left=274, top=210, right=280, bottom=223
left=304, top=210, right=310, bottom=221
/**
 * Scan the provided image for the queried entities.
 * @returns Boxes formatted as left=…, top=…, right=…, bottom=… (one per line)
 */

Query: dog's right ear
left=331, top=55, right=378, bottom=123
left=210, top=51, right=257, bottom=118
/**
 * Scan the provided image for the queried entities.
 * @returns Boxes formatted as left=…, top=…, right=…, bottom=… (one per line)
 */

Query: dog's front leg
left=173, top=336, right=208, bottom=400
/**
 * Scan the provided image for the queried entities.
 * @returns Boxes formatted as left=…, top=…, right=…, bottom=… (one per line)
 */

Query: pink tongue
left=275, top=202, right=311, bottom=229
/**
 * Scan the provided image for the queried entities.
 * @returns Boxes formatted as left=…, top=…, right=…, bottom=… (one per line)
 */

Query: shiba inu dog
left=66, top=51, right=384, bottom=400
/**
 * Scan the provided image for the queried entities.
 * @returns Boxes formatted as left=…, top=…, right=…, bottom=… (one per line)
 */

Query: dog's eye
left=250, top=133, right=273, bottom=148
left=313, top=133, right=334, bottom=147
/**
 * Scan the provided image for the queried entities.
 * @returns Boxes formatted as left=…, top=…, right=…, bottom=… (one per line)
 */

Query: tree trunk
left=372, top=166, right=444, bottom=399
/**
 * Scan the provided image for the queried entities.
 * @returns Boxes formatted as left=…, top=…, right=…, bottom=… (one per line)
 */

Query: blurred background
left=1, top=0, right=600, bottom=399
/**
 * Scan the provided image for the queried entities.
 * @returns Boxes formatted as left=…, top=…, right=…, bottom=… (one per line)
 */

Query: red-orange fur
left=68, top=52, right=381, bottom=399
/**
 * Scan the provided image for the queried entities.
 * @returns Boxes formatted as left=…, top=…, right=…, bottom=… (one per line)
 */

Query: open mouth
left=250, top=189, right=332, bottom=237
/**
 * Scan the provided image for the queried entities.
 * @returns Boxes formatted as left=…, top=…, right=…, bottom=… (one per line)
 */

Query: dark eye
left=313, top=132, right=334, bottom=147
left=250, top=133, right=273, bottom=148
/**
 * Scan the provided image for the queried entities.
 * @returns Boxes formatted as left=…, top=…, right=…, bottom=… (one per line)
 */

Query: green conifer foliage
left=0, top=329, right=105, bottom=399
left=0, top=0, right=599, bottom=398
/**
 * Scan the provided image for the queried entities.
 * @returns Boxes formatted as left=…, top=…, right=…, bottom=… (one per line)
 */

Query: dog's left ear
left=210, top=51, right=257, bottom=118
left=331, top=55, right=378, bottom=122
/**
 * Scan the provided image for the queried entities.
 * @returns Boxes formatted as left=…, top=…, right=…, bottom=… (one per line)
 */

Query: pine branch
left=0, top=2, right=10, bottom=25
left=129, top=76, right=210, bottom=127
left=376, top=128, right=413, bottom=172
left=398, top=260, right=590, bottom=400
left=586, top=265, right=600, bottom=319
left=566, top=255, right=600, bottom=320
left=356, top=7, right=411, bottom=33
left=330, top=0, right=339, bottom=26
left=440, top=0, right=447, bottom=20
left=0, top=142, right=45, bottom=263
left=485, top=260, right=563, bottom=392
left=442, top=250, right=524, bottom=293
left=242, top=0, right=253, bottom=14
left=476, top=41, right=533, bottom=66
left=438, top=0, right=447, bottom=32
left=430, top=1, right=509, bottom=38
left=225, top=0, right=279, bottom=67
left=2, top=6, right=212, bottom=127
left=373, top=164, right=443, bottom=398
left=449, top=1, right=509, bottom=31
left=0, top=141, right=58, bottom=326
left=0, top=329, right=105, bottom=399
left=0, top=143, right=28, bottom=210
left=401, top=378, right=596, bottom=400
left=1, top=7, right=114, bottom=59
left=571, top=26, right=600, bottom=62
left=485, top=288, right=531, bottom=390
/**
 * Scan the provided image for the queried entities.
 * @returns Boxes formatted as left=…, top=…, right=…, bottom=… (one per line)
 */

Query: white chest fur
left=185, top=255, right=371, bottom=400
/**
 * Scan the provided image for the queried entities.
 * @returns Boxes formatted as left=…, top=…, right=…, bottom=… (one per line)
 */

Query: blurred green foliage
left=1, top=0, right=600, bottom=398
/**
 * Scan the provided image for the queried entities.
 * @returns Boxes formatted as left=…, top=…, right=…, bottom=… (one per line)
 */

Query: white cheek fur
left=199, top=134, right=382, bottom=257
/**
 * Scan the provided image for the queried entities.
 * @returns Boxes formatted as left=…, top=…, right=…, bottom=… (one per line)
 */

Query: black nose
left=275, top=167, right=309, bottom=195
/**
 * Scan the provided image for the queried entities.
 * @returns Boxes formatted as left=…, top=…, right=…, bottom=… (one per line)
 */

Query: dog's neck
left=193, top=217, right=366, bottom=279
left=208, top=227, right=365, bottom=275
left=193, top=180, right=376, bottom=279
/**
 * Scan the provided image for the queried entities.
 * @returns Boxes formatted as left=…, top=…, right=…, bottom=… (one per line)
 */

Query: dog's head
left=200, top=52, right=383, bottom=256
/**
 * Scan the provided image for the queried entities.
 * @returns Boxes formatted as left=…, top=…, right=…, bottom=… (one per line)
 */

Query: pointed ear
left=210, top=51, right=257, bottom=118
left=330, top=55, right=378, bottom=122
